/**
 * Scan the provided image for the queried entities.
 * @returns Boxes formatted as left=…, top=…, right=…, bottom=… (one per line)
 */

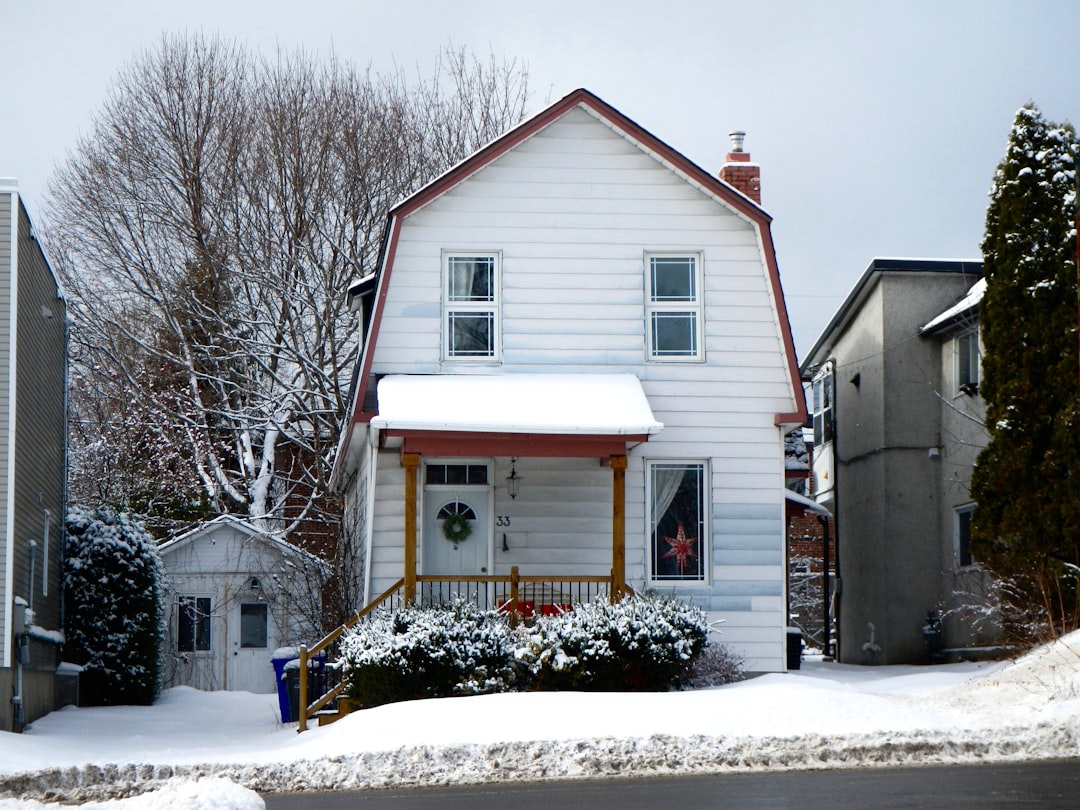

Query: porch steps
left=316, top=697, right=360, bottom=727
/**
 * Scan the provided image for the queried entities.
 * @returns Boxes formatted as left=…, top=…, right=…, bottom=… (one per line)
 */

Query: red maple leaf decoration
left=661, top=523, right=698, bottom=574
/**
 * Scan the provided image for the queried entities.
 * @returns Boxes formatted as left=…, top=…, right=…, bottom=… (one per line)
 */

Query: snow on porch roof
left=370, top=373, right=664, bottom=436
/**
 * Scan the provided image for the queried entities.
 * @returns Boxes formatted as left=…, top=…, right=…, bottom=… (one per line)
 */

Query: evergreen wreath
left=442, top=511, right=473, bottom=543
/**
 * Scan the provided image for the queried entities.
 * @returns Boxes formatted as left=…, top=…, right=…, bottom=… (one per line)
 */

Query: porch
left=296, top=373, right=664, bottom=730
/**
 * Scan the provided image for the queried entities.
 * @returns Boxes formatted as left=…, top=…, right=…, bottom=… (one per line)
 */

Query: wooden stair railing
left=297, top=578, right=404, bottom=733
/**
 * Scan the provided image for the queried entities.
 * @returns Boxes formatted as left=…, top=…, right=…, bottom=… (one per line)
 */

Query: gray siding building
left=801, top=258, right=994, bottom=664
left=0, top=180, right=68, bottom=731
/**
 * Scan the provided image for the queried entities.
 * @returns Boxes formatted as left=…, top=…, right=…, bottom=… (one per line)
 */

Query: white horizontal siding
left=362, top=105, right=797, bottom=671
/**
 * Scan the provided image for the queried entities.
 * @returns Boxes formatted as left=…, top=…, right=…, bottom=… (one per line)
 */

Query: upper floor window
left=956, top=329, right=980, bottom=396
left=811, top=363, right=834, bottom=446
left=445, top=253, right=499, bottom=360
left=646, top=254, right=703, bottom=361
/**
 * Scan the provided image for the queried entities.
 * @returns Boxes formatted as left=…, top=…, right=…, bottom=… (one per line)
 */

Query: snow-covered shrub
left=676, top=641, right=745, bottom=689
left=522, top=594, right=709, bottom=692
left=340, top=598, right=521, bottom=708
left=63, top=507, right=164, bottom=705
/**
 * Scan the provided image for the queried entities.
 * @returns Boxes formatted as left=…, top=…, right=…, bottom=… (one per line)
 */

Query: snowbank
left=2, top=633, right=1080, bottom=806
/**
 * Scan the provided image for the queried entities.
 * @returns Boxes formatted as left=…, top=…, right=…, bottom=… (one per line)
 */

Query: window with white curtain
left=444, top=253, right=499, bottom=360
left=648, top=461, right=707, bottom=582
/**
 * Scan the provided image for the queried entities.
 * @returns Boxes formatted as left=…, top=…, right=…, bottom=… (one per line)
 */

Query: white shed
left=158, top=515, right=330, bottom=693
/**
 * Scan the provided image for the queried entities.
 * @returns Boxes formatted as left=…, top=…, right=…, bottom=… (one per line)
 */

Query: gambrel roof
left=334, top=88, right=806, bottom=481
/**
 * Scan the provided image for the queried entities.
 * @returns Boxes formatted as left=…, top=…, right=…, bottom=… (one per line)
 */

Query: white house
left=331, top=88, right=806, bottom=673
left=159, top=515, right=329, bottom=693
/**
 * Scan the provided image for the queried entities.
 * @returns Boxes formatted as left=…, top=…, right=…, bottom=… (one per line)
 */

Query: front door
left=422, top=462, right=492, bottom=578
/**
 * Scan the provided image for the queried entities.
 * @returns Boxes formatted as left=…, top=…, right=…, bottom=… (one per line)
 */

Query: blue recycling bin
left=271, top=649, right=298, bottom=723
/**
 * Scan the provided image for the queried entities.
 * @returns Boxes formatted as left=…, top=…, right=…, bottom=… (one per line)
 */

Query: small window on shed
left=177, top=596, right=212, bottom=652
left=240, top=603, right=268, bottom=649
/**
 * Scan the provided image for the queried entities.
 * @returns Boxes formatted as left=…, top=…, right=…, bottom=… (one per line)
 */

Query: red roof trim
left=759, top=221, right=809, bottom=426
left=390, top=429, right=651, bottom=459
left=393, top=88, right=773, bottom=227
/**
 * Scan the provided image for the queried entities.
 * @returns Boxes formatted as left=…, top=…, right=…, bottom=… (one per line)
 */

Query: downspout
left=818, top=514, right=832, bottom=659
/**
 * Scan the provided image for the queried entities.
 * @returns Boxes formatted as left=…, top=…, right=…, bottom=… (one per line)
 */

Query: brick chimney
left=718, top=130, right=761, bottom=205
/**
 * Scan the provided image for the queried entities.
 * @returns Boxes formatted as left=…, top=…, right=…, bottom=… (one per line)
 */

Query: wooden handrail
left=298, top=578, right=404, bottom=732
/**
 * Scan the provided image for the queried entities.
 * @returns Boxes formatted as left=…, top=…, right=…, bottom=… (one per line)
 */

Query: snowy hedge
left=63, top=507, right=164, bottom=706
left=521, top=594, right=710, bottom=692
left=340, top=598, right=524, bottom=708
left=340, top=593, right=713, bottom=708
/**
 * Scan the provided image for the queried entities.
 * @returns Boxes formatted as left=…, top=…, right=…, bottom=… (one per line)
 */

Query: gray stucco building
left=801, top=258, right=996, bottom=664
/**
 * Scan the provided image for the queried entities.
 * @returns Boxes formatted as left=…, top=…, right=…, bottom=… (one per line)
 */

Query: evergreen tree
left=63, top=507, right=165, bottom=705
left=971, top=104, right=1080, bottom=639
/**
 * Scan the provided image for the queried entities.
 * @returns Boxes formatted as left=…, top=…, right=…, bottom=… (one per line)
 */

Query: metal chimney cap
left=729, top=131, right=747, bottom=152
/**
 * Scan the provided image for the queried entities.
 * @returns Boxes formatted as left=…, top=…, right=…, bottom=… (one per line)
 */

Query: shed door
left=227, top=601, right=274, bottom=693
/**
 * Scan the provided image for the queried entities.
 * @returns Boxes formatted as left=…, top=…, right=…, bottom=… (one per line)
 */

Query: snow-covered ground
left=3, top=633, right=1080, bottom=808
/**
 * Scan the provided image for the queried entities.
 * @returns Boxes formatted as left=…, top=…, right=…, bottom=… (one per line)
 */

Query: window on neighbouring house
left=649, top=462, right=707, bottom=582
left=445, top=254, right=499, bottom=359
left=956, top=329, right=980, bottom=395
left=812, top=365, right=834, bottom=446
left=646, top=254, right=703, bottom=360
left=240, top=603, right=269, bottom=649
left=177, top=596, right=212, bottom=652
left=955, top=504, right=975, bottom=567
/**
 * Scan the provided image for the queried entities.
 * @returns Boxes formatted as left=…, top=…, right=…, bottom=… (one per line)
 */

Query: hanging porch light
left=507, top=458, right=521, bottom=499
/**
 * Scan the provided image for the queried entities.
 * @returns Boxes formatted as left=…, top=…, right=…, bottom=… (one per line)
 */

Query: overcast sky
left=3, top=0, right=1077, bottom=355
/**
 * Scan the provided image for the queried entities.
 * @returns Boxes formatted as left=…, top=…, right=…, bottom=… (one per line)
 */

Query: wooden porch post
left=611, top=455, right=627, bottom=601
left=403, top=452, right=420, bottom=604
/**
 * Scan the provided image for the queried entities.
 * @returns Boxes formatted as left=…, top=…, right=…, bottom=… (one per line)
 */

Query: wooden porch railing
left=297, top=567, right=623, bottom=732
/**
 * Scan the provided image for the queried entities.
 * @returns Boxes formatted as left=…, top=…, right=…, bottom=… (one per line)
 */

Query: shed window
left=177, top=596, right=211, bottom=652
left=240, top=603, right=268, bottom=649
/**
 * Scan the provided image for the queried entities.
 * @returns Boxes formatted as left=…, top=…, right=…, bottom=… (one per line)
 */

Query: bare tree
left=48, top=34, right=530, bottom=543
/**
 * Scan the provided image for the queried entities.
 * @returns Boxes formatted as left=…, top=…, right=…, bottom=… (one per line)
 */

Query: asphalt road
left=262, top=758, right=1080, bottom=809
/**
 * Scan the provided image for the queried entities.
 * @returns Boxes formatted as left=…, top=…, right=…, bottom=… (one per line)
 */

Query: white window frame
left=645, top=253, right=704, bottom=362
left=954, top=504, right=976, bottom=568
left=811, top=362, right=835, bottom=446
left=443, top=252, right=501, bottom=362
left=646, top=460, right=709, bottom=585
left=955, top=328, right=980, bottom=396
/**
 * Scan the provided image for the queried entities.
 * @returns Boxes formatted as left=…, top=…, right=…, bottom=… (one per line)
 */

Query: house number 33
left=495, top=515, right=512, bottom=527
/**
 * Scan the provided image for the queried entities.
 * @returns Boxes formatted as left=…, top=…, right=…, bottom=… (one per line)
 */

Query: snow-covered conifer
left=63, top=507, right=165, bottom=705
left=971, top=104, right=1080, bottom=639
